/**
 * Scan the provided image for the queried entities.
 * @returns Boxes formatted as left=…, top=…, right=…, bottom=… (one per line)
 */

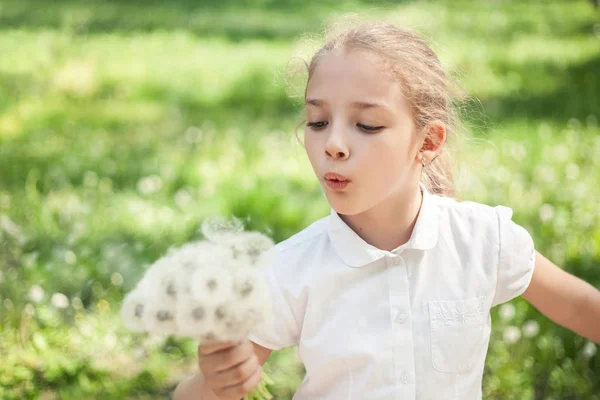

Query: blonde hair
left=293, top=18, right=467, bottom=198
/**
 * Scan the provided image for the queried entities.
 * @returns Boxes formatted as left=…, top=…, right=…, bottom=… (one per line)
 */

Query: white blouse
left=247, top=185, right=536, bottom=399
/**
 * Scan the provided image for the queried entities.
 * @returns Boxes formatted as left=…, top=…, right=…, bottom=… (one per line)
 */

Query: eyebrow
left=305, top=98, right=393, bottom=112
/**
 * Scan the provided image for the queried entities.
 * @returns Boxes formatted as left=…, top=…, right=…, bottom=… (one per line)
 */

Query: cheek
left=303, top=132, right=321, bottom=165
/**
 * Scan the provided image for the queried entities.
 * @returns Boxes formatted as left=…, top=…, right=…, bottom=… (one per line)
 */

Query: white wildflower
left=104, top=333, right=117, bottom=350
left=29, top=285, right=45, bottom=303
left=51, top=293, right=69, bottom=309
left=582, top=342, right=597, bottom=359
left=0, top=215, right=27, bottom=245
left=83, top=171, right=99, bottom=187
left=111, top=272, right=123, bottom=286
left=499, top=303, right=516, bottom=321
left=565, top=163, right=579, bottom=180
left=24, top=304, right=36, bottom=316
left=503, top=326, right=521, bottom=344
left=64, top=250, right=77, bottom=265
left=539, top=204, right=555, bottom=222
left=174, top=189, right=193, bottom=208
left=137, top=175, right=163, bottom=195
left=52, top=60, right=98, bottom=97
left=522, top=320, right=540, bottom=338
left=72, top=297, right=84, bottom=310
left=3, top=299, right=13, bottom=310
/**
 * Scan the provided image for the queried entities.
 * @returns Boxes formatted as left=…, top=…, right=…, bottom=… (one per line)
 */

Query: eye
left=357, top=123, right=384, bottom=133
left=306, top=121, right=329, bottom=130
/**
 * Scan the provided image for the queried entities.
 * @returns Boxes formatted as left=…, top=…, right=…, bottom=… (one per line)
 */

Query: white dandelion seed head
left=51, top=293, right=69, bottom=309
left=210, top=302, right=250, bottom=343
left=121, top=220, right=276, bottom=342
left=29, top=285, right=45, bottom=303
left=142, top=297, right=178, bottom=335
left=200, top=216, right=244, bottom=243
left=190, top=265, right=234, bottom=305
left=121, top=290, right=147, bottom=332
left=503, top=326, right=522, bottom=344
left=232, top=269, right=269, bottom=302
left=582, top=342, right=597, bottom=359
left=522, top=320, right=540, bottom=338
left=227, top=232, right=275, bottom=266
left=139, top=256, right=185, bottom=300
left=499, top=303, right=516, bottom=321
left=169, top=241, right=232, bottom=275
left=175, top=295, right=216, bottom=338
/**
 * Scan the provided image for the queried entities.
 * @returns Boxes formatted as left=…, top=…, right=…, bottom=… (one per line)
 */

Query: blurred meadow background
left=1, top=0, right=599, bottom=398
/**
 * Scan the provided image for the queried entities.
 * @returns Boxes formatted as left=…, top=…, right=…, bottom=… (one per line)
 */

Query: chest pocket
left=428, top=296, right=488, bottom=373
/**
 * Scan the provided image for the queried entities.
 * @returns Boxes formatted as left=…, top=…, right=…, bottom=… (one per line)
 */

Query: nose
left=324, top=129, right=350, bottom=161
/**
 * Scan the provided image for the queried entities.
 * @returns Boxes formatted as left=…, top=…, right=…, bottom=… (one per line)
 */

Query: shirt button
left=400, top=371, right=410, bottom=384
left=393, top=258, right=402, bottom=265
left=395, top=311, right=407, bottom=324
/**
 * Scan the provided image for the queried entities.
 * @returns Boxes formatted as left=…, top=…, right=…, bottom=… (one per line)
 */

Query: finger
left=212, top=354, right=259, bottom=387
left=200, top=340, right=254, bottom=373
left=216, top=365, right=262, bottom=399
left=198, top=340, right=239, bottom=356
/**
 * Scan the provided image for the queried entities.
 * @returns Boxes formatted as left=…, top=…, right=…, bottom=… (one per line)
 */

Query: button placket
left=387, top=256, right=416, bottom=396
left=395, top=311, right=407, bottom=324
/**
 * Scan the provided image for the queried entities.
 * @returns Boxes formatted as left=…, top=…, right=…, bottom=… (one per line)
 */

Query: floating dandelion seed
left=200, top=216, right=244, bottom=243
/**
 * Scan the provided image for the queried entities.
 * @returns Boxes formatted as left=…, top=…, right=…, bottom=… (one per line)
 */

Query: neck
left=339, top=183, right=423, bottom=252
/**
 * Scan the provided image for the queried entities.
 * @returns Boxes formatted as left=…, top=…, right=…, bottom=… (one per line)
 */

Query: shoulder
left=267, top=215, right=330, bottom=277
left=433, top=195, right=515, bottom=243
left=435, top=195, right=510, bottom=225
left=275, top=215, right=330, bottom=254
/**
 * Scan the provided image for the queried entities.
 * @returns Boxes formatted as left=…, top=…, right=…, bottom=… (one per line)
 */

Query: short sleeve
left=246, top=255, right=300, bottom=350
left=492, top=206, right=537, bottom=307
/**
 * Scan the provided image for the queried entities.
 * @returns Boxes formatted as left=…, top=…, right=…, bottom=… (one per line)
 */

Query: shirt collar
left=327, top=182, right=440, bottom=268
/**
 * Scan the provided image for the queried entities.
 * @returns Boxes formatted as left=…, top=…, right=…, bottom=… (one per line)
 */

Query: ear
left=418, top=120, right=447, bottom=164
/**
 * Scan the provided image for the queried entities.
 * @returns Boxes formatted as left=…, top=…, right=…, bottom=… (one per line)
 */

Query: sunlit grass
left=1, top=0, right=599, bottom=398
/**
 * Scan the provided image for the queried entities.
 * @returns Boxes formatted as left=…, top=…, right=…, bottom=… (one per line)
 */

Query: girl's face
left=304, top=50, right=424, bottom=215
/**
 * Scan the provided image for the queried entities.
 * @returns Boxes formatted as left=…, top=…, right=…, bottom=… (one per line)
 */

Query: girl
left=174, top=21, right=600, bottom=400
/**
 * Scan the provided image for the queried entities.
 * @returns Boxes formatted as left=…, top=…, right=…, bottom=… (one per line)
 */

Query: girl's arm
left=522, top=251, right=600, bottom=344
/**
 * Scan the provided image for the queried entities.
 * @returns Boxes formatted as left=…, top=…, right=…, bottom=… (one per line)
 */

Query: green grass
left=1, top=0, right=599, bottom=398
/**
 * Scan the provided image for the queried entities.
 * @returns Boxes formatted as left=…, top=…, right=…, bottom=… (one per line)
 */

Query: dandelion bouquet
left=121, top=217, right=275, bottom=399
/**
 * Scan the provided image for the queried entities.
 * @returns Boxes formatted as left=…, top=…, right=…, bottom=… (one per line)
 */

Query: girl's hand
left=198, top=339, right=263, bottom=400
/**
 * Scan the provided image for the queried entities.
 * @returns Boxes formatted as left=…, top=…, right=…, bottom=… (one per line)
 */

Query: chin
left=326, top=197, right=363, bottom=216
